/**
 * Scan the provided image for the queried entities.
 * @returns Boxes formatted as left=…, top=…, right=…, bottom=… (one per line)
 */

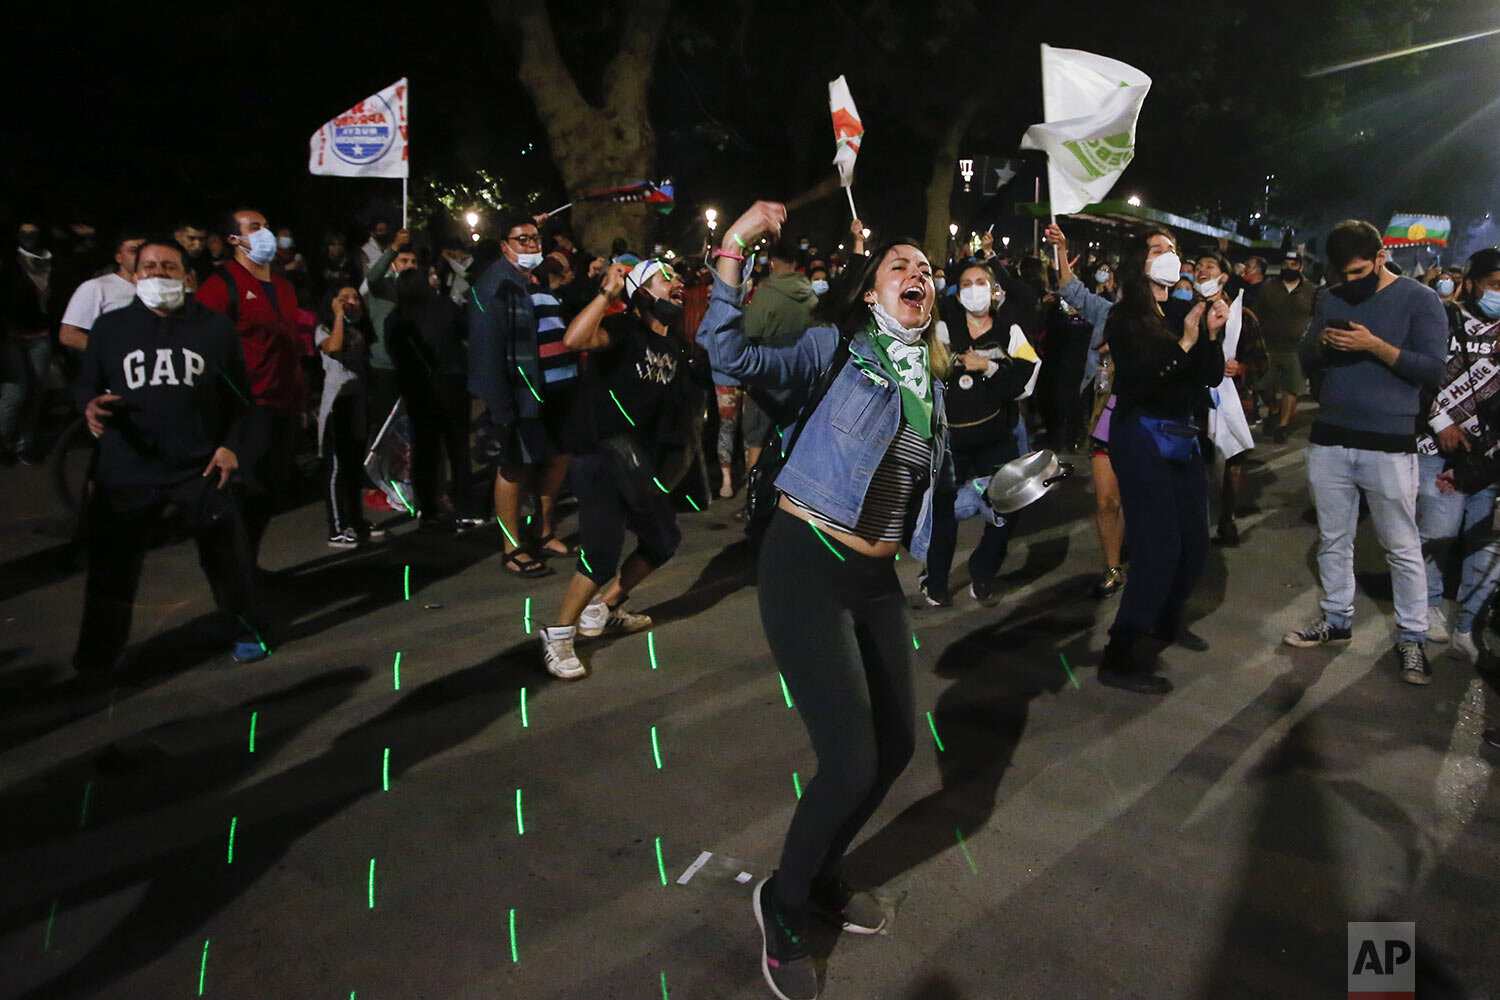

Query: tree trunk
left=494, top=0, right=670, bottom=254
left=922, top=96, right=983, bottom=266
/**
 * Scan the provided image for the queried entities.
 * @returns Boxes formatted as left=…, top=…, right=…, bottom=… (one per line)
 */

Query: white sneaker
left=540, top=626, right=586, bottom=679
left=327, top=528, right=360, bottom=549
left=577, top=599, right=653, bottom=638
left=1449, top=629, right=1480, bottom=664
left=1427, top=606, right=1450, bottom=644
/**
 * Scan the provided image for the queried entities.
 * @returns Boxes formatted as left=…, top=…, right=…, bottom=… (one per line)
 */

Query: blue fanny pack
left=1137, top=415, right=1199, bottom=464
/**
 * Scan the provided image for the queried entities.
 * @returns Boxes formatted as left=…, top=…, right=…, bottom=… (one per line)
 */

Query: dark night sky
left=10, top=2, right=1500, bottom=258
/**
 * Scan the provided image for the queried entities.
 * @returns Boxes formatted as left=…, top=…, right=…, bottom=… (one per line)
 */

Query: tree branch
left=494, top=0, right=594, bottom=125
left=602, top=0, right=673, bottom=120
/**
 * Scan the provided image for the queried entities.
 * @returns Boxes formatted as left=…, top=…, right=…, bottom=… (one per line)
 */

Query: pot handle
left=1042, top=463, right=1075, bottom=488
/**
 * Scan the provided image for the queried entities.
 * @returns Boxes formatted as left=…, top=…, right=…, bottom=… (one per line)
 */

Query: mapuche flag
left=1383, top=213, right=1450, bottom=247
left=310, top=79, right=409, bottom=178
left=829, top=76, right=864, bottom=188
left=1019, top=45, right=1151, bottom=216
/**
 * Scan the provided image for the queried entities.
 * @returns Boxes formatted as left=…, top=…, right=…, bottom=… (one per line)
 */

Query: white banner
left=1019, top=45, right=1150, bottom=216
left=828, top=75, right=864, bottom=188
left=310, top=78, right=409, bottom=179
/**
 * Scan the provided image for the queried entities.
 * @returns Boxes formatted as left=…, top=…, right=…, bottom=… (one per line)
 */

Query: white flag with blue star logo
left=310, top=79, right=409, bottom=178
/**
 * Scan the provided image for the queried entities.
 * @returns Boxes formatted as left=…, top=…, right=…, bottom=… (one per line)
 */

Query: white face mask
left=241, top=228, right=277, bottom=266
left=137, top=277, right=185, bottom=312
left=868, top=298, right=926, bottom=345
left=959, top=284, right=993, bottom=315
left=810, top=278, right=830, bottom=296
left=515, top=251, right=543, bottom=271
left=1148, top=251, right=1182, bottom=287
left=934, top=277, right=947, bottom=292
left=276, top=236, right=294, bottom=250
left=1194, top=276, right=1224, bottom=299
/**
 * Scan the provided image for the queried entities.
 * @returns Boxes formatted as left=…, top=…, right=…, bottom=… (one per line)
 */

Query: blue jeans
left=0, top=338, right=50, bottom=452
left=1416, top=452, right=1500, bottom=633
left=1307, top=444, right=1426, bottom=643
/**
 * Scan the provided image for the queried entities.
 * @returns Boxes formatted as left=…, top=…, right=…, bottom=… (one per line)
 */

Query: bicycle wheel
left=47, top=416, right=97, bottom=516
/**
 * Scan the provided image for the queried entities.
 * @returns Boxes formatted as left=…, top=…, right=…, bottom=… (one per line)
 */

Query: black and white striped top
left=785, top=419, right=931, bottom=543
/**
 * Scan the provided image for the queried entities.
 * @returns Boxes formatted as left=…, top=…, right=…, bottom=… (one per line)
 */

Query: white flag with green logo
left=1019, top=45, right=1151, bottom=216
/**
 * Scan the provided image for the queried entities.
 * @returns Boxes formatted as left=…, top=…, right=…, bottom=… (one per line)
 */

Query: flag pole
left=402, top=176, right=409, bottom=230
left=844, top=185, right=858, bottom=221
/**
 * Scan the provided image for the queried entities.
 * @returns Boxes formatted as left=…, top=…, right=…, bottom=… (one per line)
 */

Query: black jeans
left=759, top=509, right=916, bottom=914
left=323, top=393, right=368, bottom=536
left=1109, top=406, right=1209, bottom=641
left=238, top=406, right=301, bottom=566
left=571, top=451, right=681, bottom=584
left=400, top=370, right=473, bottom=517
left=924, top=437, right=1021, bottom=592
left=74, top=482, right=263, bottom=671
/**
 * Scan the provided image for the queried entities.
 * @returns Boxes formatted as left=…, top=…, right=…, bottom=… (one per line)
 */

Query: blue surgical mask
left=1478, top=289, right=1500, bottom=320
left=243, top=228, right=277, bottom=265
left=1094, top=269, right=1110, bottom=285
left=810, top=278, right=829, bottom=296
left=1171, top=287, right=1195, bottom=302
left=1436, top=277, right=1455, bottom=297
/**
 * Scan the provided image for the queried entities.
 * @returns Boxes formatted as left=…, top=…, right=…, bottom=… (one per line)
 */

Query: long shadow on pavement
left=0, top=639, right=541, bottom=1000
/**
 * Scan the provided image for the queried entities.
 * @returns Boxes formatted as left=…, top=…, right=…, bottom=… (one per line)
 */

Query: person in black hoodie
left=919, top=260, right=1040, bottom=606
left=388, top=266, right=475, bottom=530
left=72, top=238, right=267, bottom=672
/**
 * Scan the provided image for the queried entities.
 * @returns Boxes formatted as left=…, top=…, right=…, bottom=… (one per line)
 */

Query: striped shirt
left=532, top=289, right=578, bottom=385
left=785, top=418, right=930, bottom=543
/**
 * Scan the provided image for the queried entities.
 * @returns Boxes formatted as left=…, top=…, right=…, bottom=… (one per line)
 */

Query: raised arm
left=562, top=261, right=628, bottom=352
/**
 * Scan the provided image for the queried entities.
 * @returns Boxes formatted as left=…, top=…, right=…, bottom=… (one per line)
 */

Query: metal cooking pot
left=984, top=449, right=1074, bottom=513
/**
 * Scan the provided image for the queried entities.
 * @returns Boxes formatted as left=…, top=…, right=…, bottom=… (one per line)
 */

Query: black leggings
left=758, top=509, right=916, bottom=914
left=924, top=437, right=1021, bottom=591
left=323, top=393, right=369, bottom=536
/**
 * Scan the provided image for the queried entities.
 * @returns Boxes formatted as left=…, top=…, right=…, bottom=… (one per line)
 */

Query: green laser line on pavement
left=651, top=726, right=662, bottom=769
left=43, top=900, right=56, bottom=952
left=608, top=390, right=637, bottom=426
left=523, top=596, right=532, bottom=634
left=393, top=651, right=402, bottom=691
left=382, top=748, right=390, bottom=791
left=1060, top=653, right=1080, bottom=689
left=793, top=771, right=802, bottom=799
left=661, top=970, right=670, bottom=1000
left=648, top=632, right=659, bottom=670
left=912, top=633, right=921, bottom=650
left=404, top=564, right=410, bottom=601
left=926, top=711, right=945, bottom=752
left=248, top=711, right=257, bottom=753
left=779, top=673, right=794, bottom=708
left=955, top=828, right=979, bottom=874
left=655, top=836, right=667, bottom=885
left=509, top=908, right=519, bottom=962
left=368, top=858, right=376, bottom=909
left=520, top=687, right=529, bottom=727
left=516, top=365, right=543, bottom=402
left=516, top=788, right=525, bottom=834
left=198, top=938, right=210, bottom=996
left=227, top=816, right=237, bottom=864
left=807, top=522, right=846, bottom=562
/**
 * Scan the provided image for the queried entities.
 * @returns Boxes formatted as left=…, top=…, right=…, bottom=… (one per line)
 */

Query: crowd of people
left=5, top=194, right=1500, bottom=999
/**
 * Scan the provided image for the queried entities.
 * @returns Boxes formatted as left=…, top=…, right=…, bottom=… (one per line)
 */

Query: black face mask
left=649, top=293, right=683, bottom=327
left=17, top=233, right=39, bottom=252
left=1281, top=269, right=1301, bottom=284
left=374, top=232, right=392, bottom=249
left=1332, top=269, right=1380, bottom=305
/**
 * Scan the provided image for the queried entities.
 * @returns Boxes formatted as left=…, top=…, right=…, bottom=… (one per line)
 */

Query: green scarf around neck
left=864, top=317, right=933, bottom=438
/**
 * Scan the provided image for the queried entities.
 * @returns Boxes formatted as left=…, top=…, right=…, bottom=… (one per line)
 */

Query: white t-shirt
left=61, top=273, right=135, bottom=330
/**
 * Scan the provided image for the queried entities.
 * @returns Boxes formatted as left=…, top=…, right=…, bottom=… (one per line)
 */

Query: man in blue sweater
left=1283, top=220, right=1447, bottom=685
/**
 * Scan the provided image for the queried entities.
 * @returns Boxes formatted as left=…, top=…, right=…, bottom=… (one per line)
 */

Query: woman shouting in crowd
left=700, top=201, right=953, bottom=1000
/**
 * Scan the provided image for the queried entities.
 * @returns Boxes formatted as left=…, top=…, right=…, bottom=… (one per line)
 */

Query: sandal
left=537, top=533, right=577, bottom=557
left=502, top=549, right=555, bottom=578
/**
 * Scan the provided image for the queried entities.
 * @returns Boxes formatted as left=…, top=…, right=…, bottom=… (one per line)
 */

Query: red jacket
left=195, top=260, right=305, bottom=410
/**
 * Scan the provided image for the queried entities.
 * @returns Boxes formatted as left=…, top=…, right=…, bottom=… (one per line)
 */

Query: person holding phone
left=1284, top=220, right=1447, bottom=686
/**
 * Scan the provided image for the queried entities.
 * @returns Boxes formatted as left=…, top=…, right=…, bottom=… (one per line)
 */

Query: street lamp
left=464, top=211, right=480, bottom=228
left=861, top=228, right=870, bottom=239
left=948, top=223, right=959, bottom=237
left=470, top=233, right=480, bottom=242
left=1126, top=195, right=1142, bottom=207
left=705, top=208, right=718, bottom=232
left=1001, top=236, right=1011, bottom=248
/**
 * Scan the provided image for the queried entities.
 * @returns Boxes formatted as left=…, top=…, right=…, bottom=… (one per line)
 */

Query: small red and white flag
left=310, top=79, right=409, bottom=179
left=828, top=75, right=864, bottom=189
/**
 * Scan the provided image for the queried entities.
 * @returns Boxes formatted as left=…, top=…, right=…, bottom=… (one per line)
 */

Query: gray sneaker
left=1427, top=605, right=1450, bottom=644
left=753, top=875, right=819, bottom=1000
left=1397, top=641, right=1431, bottom=685
left=810, top=876, right=887, bottom=934
left=577, top=599, right=653, bottom=638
